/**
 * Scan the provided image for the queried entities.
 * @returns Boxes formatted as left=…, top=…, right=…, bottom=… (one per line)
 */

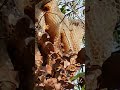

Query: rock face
left=85, top=0, right=120, bottom=90
left=0, top=5, right=18, bottom=90
left=0, top=0, right=35, bottom=90
left=6, top=17, right=35, bottom=90
left=0, top=39, right=18, bottom=90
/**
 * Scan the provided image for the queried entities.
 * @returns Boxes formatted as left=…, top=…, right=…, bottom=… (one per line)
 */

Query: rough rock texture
left=0, top=0, right=35, bottom=89
left=85, top=0, right=119, bottom=90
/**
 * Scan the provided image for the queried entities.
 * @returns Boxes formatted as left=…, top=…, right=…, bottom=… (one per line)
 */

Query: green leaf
left=70, top=72, right=85, bottom=81
left=113, top=31, right=120, bottom=43
left=81, top=85, right=85, bottom=90
left=82, top=1, right=85, bottom=6
left=60, top=5, right=66, bottom=14
left=83, top=9, right=85, bottom=15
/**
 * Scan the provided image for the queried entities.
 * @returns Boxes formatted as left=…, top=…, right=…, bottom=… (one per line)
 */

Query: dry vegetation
left=35, top=0, right=85, bottom=89
left=0, top=0, right=85, bottom=90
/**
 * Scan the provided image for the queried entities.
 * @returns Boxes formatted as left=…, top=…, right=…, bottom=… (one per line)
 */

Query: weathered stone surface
left=85, top=0, right=119, bottom=89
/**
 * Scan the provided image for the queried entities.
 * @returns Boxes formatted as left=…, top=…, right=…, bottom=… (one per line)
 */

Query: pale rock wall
left=85, top=0, right=118, bottom=90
